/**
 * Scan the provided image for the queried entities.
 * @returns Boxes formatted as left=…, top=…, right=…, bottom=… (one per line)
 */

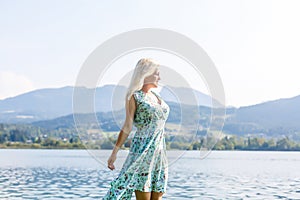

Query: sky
left=1, top=0, right=300, bottom=107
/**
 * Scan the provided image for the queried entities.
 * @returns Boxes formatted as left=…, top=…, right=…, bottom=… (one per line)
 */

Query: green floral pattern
left=103, top=90, right=170, bottom=200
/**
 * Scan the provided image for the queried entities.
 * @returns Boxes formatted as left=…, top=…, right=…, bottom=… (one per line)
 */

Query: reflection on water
left=1, top=167, right=108, bottom=199
left=0, top=150, right=300, bottom=199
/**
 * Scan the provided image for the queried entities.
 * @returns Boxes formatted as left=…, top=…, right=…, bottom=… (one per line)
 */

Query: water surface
left=1, top=150, right=299, bottom=199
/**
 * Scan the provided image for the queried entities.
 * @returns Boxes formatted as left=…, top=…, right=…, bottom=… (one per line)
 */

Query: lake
left=0, top=149, right=300, bottom=199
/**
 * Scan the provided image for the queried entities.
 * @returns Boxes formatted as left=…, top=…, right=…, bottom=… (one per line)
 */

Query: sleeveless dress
left=103, top=89, right=170, bottom=200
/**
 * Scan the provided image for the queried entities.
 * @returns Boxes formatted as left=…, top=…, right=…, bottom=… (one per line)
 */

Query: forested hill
left=1, top=85, right=300, bottom=139
left=0, top=85, right=215, bottom=123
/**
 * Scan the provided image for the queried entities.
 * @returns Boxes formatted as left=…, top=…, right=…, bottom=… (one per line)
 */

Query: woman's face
left=144, top=69, right=160, bottom=87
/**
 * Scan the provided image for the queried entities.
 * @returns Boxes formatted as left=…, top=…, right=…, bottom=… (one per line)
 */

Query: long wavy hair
left=126, top=58, right=160, bottom=101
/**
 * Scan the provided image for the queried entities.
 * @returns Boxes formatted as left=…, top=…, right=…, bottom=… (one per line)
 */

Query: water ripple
left=1, top=150, right=300, bottom=199
left=0, top=167, right=110, bottom=199
left=1, top=167, right=300, bottom=199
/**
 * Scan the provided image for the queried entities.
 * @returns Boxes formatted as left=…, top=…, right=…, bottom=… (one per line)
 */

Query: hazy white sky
left=1, top=0, right=300, bottom=107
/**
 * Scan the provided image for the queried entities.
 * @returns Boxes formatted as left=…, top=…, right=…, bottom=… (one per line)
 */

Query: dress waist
left=134, top=120, right=166, bottom=130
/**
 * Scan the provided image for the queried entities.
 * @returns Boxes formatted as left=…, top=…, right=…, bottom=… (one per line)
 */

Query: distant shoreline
left=1, top=146, right=300, bottom=152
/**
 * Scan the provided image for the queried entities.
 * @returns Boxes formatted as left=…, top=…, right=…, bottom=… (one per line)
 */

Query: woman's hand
left=107, top=153, right=117, bottom=170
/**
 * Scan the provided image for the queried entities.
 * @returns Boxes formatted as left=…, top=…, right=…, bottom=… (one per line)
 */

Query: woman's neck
left=141, top=85, right=153, bottom=94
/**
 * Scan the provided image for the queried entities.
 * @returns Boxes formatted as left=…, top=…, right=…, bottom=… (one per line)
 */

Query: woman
left=103, top=58, right=170, bottom=200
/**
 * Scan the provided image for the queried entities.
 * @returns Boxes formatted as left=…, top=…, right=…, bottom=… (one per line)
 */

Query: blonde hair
left=126, top=58, right=160, bottom=100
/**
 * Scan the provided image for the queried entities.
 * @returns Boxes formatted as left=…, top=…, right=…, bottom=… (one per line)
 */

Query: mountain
left=32, top=102, right=213, bottom=135
left=224, top=95, right=300, bottom=134
left=2, top=85, right=300, bottom=137
left=0, top=86, right=74, bottom=123
left=0, top=85, right=214, bottom=123
left=32, top=93, right=300, bottom=138
left=31, top=93, right=300, bottom=139
left=0, top=85, right=126, bottom=123
left=160, top=86, right=222, bottom=107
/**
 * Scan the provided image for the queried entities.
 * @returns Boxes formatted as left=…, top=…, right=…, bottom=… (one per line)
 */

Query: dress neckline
left=139, top=90, right=162, bottom=105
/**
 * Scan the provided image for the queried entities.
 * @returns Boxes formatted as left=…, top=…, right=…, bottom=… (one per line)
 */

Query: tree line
left=1, top=124, right=300, bottom=150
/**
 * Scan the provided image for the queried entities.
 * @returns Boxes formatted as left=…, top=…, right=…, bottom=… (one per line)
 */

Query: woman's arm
left=107, top=95, right=136, bottom=170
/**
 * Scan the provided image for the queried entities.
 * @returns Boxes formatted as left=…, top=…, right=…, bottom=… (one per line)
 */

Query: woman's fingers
left=108, top=163, right=115, bottom=170
left=107, top=155, right=116, bottom=170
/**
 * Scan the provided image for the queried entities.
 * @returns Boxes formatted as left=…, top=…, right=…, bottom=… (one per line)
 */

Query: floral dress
left=103, top=89, right=170, bottom=200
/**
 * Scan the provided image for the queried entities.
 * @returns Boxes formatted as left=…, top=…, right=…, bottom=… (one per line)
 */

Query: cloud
left=0, top=71, right=35, bottom=100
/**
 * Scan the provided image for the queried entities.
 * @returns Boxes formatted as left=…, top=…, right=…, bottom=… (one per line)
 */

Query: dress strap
left=133, top=90, right=144, bottom=104
left=151, top=90, right=162, bottom=104
left=150, top=90, right=161, bottom=98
